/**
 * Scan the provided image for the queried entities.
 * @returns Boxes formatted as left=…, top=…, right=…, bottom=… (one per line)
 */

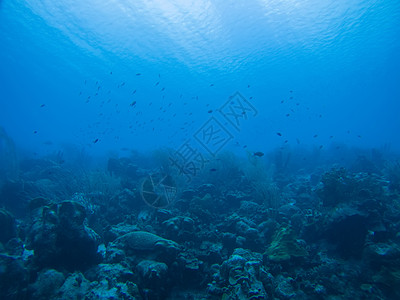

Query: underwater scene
left=1, top=0, right=400, bottom=299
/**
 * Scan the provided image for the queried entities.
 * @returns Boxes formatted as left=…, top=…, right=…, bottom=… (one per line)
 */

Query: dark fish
left=290, top=90, right=293, bottom=93
left=136, top=73, right=141, bottom=76
left=208, top=110, right=213, bottom=113
left=248, top=85, right=250, bottom=88
left=40, top=104, right=45, bottom=107
left=130, top=101, right=136, bottom=106
left=110, top=71, right=113, bottom=75
left=277, top=132, right=282, bottom=136
left=313, top=134, right=318, bottom=138
left=161, top=87, right=165, bottom=91
left=281, top=100, right=284, bottom=104
left=253, top=151, right=264, bottom=157
left=33, top=130, right=38, bottom=134
left=132, top=90, right=137, bottom=94
left=93, top=138, right=99, bottom=144
left=286, top=113, right=290, bottom=117
left=155, top=81, right=159, bottom=86
left=319, top=145, right=323, bottom=149
left=210, top=84, right=214, bottom=87
left=209, top=168, right=217, bottom=172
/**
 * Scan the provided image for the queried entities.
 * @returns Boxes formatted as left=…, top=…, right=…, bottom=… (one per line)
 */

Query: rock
left=58, top=272, right=91, bottom=299
left=0, top=253, right=28, bottom=299
left=27, top=200, right=101, bottom=270
left=324, top=206, right=368, bottom=259
left=274, top=275, right=296, bottom=299
left=85, top=263, right=135, bottom=284
left=137, top=260, right=169, bottom=298
left=137, top=260, right=168, bottom=285
left=30, top=269, right=65, bottom=299
left=239, top=200, right=262, bottom=216
left=197, top=184, right=217, bottom=197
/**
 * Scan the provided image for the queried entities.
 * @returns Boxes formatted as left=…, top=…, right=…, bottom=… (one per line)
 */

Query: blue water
left=1, top=0, right=399, bottom=157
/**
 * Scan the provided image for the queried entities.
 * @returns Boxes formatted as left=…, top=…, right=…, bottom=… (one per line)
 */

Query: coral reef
left=0, top=150, right=399, bottom=299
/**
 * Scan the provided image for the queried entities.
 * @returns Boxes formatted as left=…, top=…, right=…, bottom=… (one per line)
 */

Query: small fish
left=155, top=81, right=159, bottom=86
left=132, top=90, right=137, bottom=94
left=210, top=84, right=214, bottom=87
left=161, top=87, right=165, bottom=91
left=40, top=104, right=45, bottom=108
left=253, top=151, right=264, bottom=157
left=93, top=138, right=99, bottom=144
left=313, top=134, right=318, bottom=138
left=208, top=110, right=213, bottom=113
left=248, top=85, right=250, bottom=88
left=277, top=132, right=282, bottom=136
left=33, top=130, right=38, bottom=134
left=110, top=71, right=113, bottom=75
left=286, top=113, right=290, bottom=117
left=281, top=100, right=284, bottom=104
left=136, top=73, right=141, bottom=76
left=319, top=145, right=323, bottom=149
left=209, top=168, right=217, bottom=172
left=130, top=101, right=136, bottom=106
